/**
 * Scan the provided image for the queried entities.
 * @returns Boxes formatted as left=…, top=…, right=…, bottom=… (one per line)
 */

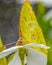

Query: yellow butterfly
left=19, top=0, right=47, bottom=56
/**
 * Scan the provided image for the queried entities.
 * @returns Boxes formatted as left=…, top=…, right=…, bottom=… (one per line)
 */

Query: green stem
left=18, top=48, right=25, bottom=65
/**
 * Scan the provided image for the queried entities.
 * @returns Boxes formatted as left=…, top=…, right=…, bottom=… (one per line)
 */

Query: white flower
left=0, top=43, right=50, bottom=65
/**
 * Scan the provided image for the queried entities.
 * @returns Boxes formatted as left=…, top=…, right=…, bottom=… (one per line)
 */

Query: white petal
left=24, top=43, right=50, bottom=49
left=8, top=50, right=21, bottom=65
left=27, top=48, right=47, bottom=65
left=0, top=46, right=23, bottom=58
left=24, top=55, right=27, bottom=65
left=44, top=9, right=52, bottom=21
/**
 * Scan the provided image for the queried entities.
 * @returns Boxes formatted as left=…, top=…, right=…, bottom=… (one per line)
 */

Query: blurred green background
left=0, top=0, right=52, bottom=65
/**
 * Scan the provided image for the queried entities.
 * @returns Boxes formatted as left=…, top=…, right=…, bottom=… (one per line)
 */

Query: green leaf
left=8, top=53, right=15, bottom=63
left=0, top=37, right=8, bottom=65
